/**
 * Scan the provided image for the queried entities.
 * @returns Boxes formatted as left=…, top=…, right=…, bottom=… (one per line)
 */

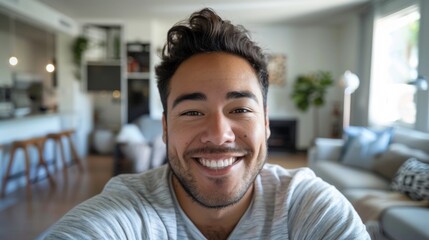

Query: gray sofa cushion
left=382, top=207, right=429, bottom=240
left=392, top=128, right=429, bottom=155
left=311, top=161, right=390, bottom=191
left=373, top=143, right=429, bottom=180
left=341, top=189, right=427, bottom=224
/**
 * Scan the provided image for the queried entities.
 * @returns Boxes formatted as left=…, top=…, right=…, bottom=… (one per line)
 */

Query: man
left=45, top=8, right=369, bottom=239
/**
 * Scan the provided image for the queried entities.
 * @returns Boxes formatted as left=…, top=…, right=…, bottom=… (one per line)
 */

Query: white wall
left=247, top=23, right=358, bottom=148
left=123, top=19, right=151, bottom=42
left=0, top=13, right=12, bottom=86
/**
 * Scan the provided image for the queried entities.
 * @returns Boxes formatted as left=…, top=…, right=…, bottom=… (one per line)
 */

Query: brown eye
left=181, top=111, right=203, bottom=116
left=232, top=108, right=251, bottom=114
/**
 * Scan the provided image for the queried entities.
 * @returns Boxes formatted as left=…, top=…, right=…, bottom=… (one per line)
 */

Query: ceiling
left=37, top=0, right=370, bottom=24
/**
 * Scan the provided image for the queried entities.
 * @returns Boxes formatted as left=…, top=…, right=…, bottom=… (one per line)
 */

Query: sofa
left=114, top=115, right=166, bottom=175
left=308, top=126, right=429, bottom=240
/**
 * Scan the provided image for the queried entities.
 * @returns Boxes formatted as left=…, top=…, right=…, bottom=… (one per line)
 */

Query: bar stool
left=46, top=130, right=83, bottom=171
left=1, top=136, right=55, bottom=197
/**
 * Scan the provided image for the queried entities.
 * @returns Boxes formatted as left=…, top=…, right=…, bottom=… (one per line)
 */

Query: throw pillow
left=340, top=126, right=393, bottom=170
left=116, top=124, right=146, bottom=144
left=391, top=158, right=429, bottom=201
left=373, top=143, right=429, bottom=180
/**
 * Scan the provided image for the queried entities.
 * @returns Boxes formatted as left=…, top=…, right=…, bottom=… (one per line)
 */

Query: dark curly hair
left=156, top=8, right=269, bottom=114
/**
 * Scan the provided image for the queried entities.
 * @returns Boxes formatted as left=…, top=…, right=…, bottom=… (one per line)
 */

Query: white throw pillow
left=116, top=124, right=146, bottom=144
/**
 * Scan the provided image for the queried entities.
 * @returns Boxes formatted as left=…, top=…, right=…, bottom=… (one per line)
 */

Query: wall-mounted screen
left=86, top=61, right=122, bottom=91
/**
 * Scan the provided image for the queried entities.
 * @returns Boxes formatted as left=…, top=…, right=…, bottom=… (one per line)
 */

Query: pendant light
left=8, top=16, right=18, bottom=66
left=45, top=31, right=55, bottom=73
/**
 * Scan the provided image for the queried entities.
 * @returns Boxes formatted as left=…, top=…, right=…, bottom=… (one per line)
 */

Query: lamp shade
left=407, top=75, right=428, bottom=91
left=339, top=70, right=360, bottom=94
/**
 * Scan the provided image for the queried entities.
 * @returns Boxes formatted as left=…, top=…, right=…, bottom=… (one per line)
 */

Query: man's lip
left=192, top=153, right=244, bottom=159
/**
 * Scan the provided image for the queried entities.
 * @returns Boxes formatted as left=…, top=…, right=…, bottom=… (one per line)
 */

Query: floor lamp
left=339, top=71, right=360, bottom=129
left=407, top=75, right=428, bottom=91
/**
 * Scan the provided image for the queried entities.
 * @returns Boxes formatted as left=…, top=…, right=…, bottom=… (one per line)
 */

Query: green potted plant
left=291, top=71, right=334, bottom=140
left=291, top=71, right=333, bottom=111
left=71, top=35, right=89, bottom=80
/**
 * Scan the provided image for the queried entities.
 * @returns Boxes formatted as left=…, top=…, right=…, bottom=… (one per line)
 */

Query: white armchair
left=308, top=138, right=344, bottom=166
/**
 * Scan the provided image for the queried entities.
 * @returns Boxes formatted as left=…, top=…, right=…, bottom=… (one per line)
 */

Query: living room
left=0, top=0, right=428, bottom=239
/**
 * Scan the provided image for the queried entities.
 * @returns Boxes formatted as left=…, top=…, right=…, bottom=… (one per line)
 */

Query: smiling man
left=164, top=52, right=268, bottom=238
left=45, top=8, right=369, bottom=240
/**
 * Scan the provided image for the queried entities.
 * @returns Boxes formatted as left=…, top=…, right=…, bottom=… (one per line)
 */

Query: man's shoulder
left=261, top=163, right=316, bottom=183
left=258, top=163, right=330, bottom=199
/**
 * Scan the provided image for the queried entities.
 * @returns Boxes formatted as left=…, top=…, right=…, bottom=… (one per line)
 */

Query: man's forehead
left=171, top=90, right=259, bottom=109
left=167, top=52, right=262, bottom=105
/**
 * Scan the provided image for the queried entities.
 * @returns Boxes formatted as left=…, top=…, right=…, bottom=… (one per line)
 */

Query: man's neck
left=172, top=176, right=254, bottom=240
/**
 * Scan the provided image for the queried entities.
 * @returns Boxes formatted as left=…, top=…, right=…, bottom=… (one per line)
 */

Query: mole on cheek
left=243, top=134, right=247, bottom=138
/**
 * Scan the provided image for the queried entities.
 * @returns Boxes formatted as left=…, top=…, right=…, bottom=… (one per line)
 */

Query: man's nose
left=200, top=113, right=235, bottom=145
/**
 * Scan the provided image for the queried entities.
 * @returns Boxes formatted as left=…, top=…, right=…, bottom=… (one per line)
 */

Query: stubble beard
left=167, top=143, right=267, bottom=209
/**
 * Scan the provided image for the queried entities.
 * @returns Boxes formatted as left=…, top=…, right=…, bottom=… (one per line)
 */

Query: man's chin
left=172, top=171, right=247, bottom=209
left=190, top=188, right=246, bottom=209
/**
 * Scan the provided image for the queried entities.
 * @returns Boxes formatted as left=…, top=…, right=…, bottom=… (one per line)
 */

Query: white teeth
left=199, top=158, right=236, bottom=169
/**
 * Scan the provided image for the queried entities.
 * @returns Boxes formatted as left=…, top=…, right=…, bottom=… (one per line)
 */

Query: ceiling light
left=9, top=56, right=18, bottom=66
left=46, top=63, right=55, bottom=73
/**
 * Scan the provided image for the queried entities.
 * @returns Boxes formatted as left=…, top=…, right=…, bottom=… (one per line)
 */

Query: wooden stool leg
left=57, top=138, right=67, bottom=169
left=67, top=135, right=83, bottom=171
left=1, top=146, right=17, bottom=197
left=51, top=139, right=58, bottom=172
left=35, top=142, right=55, bottom=185
left=23, top=146, right=32, bottom=186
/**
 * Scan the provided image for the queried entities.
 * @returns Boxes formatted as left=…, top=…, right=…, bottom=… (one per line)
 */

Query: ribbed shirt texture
left=43, top=164, right=370, bottom=239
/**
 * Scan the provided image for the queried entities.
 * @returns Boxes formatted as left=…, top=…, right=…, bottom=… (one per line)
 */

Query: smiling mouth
left=197, top=157, right=239, bottom=170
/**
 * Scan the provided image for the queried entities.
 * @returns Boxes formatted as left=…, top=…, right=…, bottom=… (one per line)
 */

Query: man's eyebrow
left=172, top=92, right=207, bottom=108
left=226, top=91, right=258, bottom=103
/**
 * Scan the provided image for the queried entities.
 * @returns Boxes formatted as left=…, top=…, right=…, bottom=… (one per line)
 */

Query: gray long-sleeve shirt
left=43, top=164, right=370, bottom=239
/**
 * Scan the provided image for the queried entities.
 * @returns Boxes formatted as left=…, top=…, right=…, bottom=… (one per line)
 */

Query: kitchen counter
left=0, top=112, right=62, bottom=144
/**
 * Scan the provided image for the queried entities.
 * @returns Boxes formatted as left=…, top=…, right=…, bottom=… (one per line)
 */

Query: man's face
left=163, top=52, right=270, bottom=209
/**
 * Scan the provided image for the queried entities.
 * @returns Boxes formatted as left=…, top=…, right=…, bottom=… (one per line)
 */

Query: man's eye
left=181, top=111, right=203, bottom=116
left=232, top=108, right=251, bottom=114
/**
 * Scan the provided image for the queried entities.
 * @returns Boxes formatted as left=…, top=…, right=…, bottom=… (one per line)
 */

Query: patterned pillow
left=391, top=158, right=429, bottom=200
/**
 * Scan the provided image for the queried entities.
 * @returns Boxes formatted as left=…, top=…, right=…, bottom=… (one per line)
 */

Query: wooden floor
left=0, top=152, right=307, bottom=239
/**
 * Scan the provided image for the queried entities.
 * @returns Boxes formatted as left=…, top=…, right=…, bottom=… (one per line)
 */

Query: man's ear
left=162, top=112, right=167, bottom=143
left=265, top=107, right=271, bottom=139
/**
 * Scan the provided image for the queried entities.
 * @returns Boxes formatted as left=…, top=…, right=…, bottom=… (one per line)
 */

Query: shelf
left=127, top=72, right=150, bottom=79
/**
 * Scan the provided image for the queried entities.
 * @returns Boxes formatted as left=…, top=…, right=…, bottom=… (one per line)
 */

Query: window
left=369, top=6, right=420, bottom=127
